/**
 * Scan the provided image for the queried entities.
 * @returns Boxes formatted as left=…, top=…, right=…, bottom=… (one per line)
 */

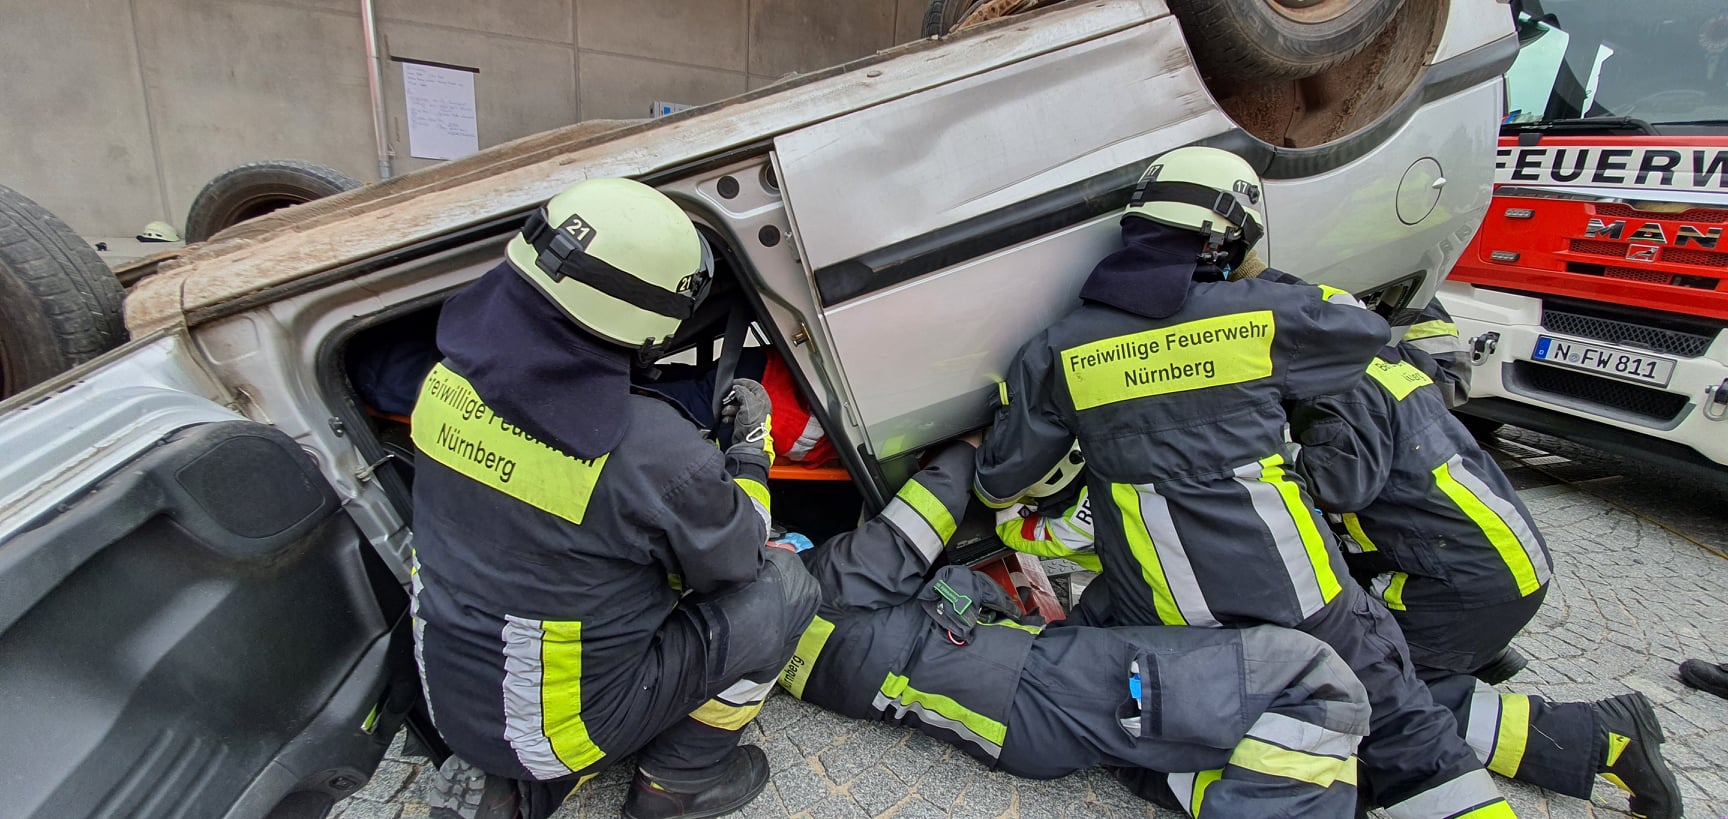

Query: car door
left=771, top=9, right=1235, bottom=470
left=0, top=331, right=421, bottom=819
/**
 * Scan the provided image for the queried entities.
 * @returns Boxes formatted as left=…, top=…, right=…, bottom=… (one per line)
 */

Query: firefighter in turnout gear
left=1288, top=339, right=1683, bottom=819
left=409, top=178, right=819, bottom=819
left=975, top=146, right=1514, bottom=817
left=782, top=437, right=1373, bottom=817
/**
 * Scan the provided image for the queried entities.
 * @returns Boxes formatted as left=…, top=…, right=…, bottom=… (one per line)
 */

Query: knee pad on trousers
left=691, top=548, right=821, bottom=686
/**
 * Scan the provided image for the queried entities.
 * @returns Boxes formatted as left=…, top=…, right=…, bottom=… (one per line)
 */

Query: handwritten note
left=403, top=62, right=478, bottom=160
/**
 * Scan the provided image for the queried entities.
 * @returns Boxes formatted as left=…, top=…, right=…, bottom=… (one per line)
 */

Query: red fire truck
left=1442, top=0, right=1728, bottom=472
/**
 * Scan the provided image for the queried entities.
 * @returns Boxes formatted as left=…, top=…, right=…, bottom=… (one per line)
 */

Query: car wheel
left=183, top=160, right=361, bottom=243
left=1166, top=0, right=1406, bottom=81
left=922, top=0, right=988, bottom=36
left=0, top=184, right=127, bottom=398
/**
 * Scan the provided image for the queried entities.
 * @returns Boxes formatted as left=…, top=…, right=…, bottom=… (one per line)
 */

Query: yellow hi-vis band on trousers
left=1060, top=311, right=1276, bottom=410
left=691, top=698, right=766, bottom=731
left=1432, top=460, right=1544, bottom=596
left=779, top=615, right=835, bottom=699
left=413, top=363, right=608, bottom=525
left=1487, top=693, right=1531, bottom=777
left=1169, top=769, right=1225, bottom=817
left=1365, top=358, right=1434, bottom=400
left=1228, top=738, right=1359, bottom=788
left=875, top=672, right=1005, bottom=758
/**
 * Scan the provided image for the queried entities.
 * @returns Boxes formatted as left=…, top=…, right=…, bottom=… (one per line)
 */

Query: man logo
left=1626, top=244, right=1659, bottom=262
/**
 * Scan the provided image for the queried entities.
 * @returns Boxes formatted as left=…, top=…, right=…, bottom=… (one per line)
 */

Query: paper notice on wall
left=650, top=100, right=691, bottom=118
left=402, top=61, right=479, bottom=161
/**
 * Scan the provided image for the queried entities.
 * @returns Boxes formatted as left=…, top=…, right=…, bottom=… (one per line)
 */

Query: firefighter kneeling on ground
left=975, top=146, right=1514, bottom=817
left=779, top=434, right=1373, bottom=817
left=1282, top=296, right=1682, bottom=819
left=409, top=178, right=819, bottom=819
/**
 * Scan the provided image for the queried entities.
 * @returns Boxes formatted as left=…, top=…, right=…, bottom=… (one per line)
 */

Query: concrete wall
left=0, top=0, right=932, bottom=236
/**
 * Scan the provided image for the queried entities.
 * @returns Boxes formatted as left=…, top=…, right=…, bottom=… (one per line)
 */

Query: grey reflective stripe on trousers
left=715, top=677, right=776, bottom=707
left=1443, top=455, right=1551, bottom=585
left=1232, top=459, right=1330, bottom=619
left=1247, top=712, right=1360, bottom=761
left=870, top=690, right=1002, bottom=760
left=1383, top=768, right=1505, bottom=819
left=1119, top=481, right=1220, bottom=627
left=1462, top=680, right=1502, bottom=766
left=1168, top=770, right=1207, bottom=815
left=500, top=615, right=577, bottom=780
left=882, top=497, right=946, bottom=563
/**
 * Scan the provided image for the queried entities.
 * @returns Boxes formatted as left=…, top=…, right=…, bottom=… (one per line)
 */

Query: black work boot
left=622, top=745, right=770, bottom=819
left=428, top=755, right=520, bottom=819
left=1471, top=646, right=1528, bottom=685
left=1591, top=692, right=1682, bottom=819
left=1678, top=659, right=1728, bottom=700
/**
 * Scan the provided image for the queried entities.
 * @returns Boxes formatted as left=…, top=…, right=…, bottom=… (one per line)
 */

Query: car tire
left=923, top=0, right=987, bottom=36
left=183, top=160, right=361, bottom=243
left=0, top=184, right=127, bottom=398
left=1166, top=0, right=1406, bottom=81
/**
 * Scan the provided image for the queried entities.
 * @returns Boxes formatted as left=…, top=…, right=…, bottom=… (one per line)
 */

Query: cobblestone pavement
left=342, top=432, right=1728, bottom=819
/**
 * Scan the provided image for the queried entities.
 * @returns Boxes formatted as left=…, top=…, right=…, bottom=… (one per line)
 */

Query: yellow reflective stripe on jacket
left=1342, top=513, right=1378, bottom=552
left=501, top=616, right=603, bottom=779
left=1228, top=737, right=1359, bottom=788
left=994, top=514, right=1104, bottom=572
left=996, top=380, right=1010, bottom=407
left=1432, top=462, right=1543, bottom=596
left=779, top=615, right=836, bottom=699
left=879, top=672, right=1007, bottom=746
left=1404, top=319, right=1459, bottom=341
left=736, top=477, right=771, bottom=515
left=1365, top=358, right=1434, bottom=401
left=1257, top=454, right=1343, bottom=603
left=1111, top=482, right=1190, bottom=626
left=1060, top=311, right=1276, bottom=410
left=898, top=478, right=957, bottom=543
left=412, top=364, right=608, bottom=525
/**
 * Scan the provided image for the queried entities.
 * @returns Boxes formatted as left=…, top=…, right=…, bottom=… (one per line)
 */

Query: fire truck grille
left=1542, top=309, right=1714, bottom=357
left=1604, top=266, right=1672, bottom=284
left=1570, top=239, right=1625, bottom=257
left=1661, top=247, right=1728, bottom=267
left=1510, top=362, right=1690, bottom=424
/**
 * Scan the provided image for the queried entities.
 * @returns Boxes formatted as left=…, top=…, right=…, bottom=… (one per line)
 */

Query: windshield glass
left=1504, top=0, right=1728, bottom=128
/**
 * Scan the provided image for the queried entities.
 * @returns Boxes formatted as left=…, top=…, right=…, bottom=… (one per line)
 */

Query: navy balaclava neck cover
left=1078, top=218, right=1222, bottom=320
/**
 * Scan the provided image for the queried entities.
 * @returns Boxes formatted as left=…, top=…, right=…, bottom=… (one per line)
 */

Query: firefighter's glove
left=720, top=378, right=773, bottom=449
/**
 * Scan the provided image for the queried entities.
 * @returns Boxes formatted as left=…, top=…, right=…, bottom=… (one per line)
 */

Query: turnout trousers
left=1003, top=624, right=1370, bottom=818
left=514, top=551, right=818, bottom=819
left=1299, top=582, right=1508, bottom=817
left=1400, top=587, right=1601, bottom=800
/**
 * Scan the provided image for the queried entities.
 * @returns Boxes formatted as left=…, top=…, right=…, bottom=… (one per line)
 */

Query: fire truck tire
left=1167, top=0, right=1406, bottom=81
left=184, top=160, right=361, bottom=243
left=0, top=184, right=126, bottom=398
